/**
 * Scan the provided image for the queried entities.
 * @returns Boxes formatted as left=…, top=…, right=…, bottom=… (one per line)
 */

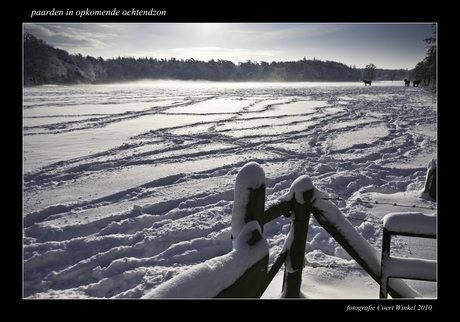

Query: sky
left=23, top=23, right=435, bottom=70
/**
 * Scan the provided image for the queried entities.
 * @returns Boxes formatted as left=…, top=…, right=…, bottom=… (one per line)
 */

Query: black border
left=19, top=2, right=443, bottom=316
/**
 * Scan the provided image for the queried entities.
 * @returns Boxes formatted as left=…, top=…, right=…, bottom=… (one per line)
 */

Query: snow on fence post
left=143, top=220, right=269, bottom=298
left=215, top=162, right=269, bottom=297
left=230, top=161, right=266, bottom=242
left=424, top=159, right=436, bottom=201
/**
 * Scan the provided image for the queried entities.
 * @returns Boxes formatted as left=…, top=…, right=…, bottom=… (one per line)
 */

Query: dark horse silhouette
left=404, top=79, right=410, bottom=86
left=363, top=80, right=372, bottom=86
left=413, top=80, right=422, bottom=87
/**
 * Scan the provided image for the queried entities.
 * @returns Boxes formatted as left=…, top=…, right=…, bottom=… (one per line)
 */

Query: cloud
left=59, top=27, right=115, bottom=48
left=24, top=23, right=119, bottom=53
left=223, top=24, right=345, bottom=44
left=24, top=23, right=55, bottom=37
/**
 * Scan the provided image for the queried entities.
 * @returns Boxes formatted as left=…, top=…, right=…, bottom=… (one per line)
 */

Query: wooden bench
left=379, top=212, right=436, bottom=298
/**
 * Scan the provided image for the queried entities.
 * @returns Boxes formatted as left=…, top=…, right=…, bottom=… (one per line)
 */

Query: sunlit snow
left=23, top=81, right=436, bottom=299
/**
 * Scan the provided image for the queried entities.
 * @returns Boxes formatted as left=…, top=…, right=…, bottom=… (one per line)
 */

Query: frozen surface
left=23, top=81, right=437, bottom=298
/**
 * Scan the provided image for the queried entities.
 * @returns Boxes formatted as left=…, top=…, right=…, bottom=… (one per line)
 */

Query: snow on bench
left=382, top=212, right=436, bottom=236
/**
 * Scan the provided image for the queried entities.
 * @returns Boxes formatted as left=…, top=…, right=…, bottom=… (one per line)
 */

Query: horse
left=404, top=79, right=410, bottom=86
left=363, top=80, right=372, bottom=86
left=413, top=80, right=422, bottom=87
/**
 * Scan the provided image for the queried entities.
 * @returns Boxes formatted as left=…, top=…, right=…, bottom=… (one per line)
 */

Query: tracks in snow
left=23, top=83, right=436, bottom=298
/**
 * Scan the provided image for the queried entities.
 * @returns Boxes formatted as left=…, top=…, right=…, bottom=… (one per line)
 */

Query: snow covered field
left=23, top=81, right=437, bottom=299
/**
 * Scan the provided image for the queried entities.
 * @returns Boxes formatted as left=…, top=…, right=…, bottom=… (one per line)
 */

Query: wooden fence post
left=283, top=189, right=313, bottom=298
left=424, top=159, right=436, bottom=201
left=245, top=184, right=266, bottom=234
left=379, top=227, right=392, bottom=298
left=231, top=162, right=266, bottom=242
left=216, top=162, right=268, bottom=298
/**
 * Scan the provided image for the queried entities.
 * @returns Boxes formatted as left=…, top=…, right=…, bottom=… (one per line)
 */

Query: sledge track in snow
left=23, top=83, right=436, bottom=298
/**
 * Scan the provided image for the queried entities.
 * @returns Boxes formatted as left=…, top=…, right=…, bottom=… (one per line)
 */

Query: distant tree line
left=23, top=32, right=410, bottom=86
left=412, top=24, right=436, bottom=90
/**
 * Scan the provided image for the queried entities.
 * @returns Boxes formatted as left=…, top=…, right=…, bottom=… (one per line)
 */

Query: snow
left=311, top=188, right=424, bottom=298
left=427, top=158, right=437, bottom=171
left=143, top=220, right=268, bottom=298
left=382, top=212, right=436, bottom=235
left=312, top=192, right=383, bottom=275
left=231, top=162, right=265, bottom=243
left=380, top=212, right=436, bottom=291
left=23, top=81, right=437, bottom=299
left=382, top=257, right=436, bottom=281
left=280, top=175, right=314, bottom=204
